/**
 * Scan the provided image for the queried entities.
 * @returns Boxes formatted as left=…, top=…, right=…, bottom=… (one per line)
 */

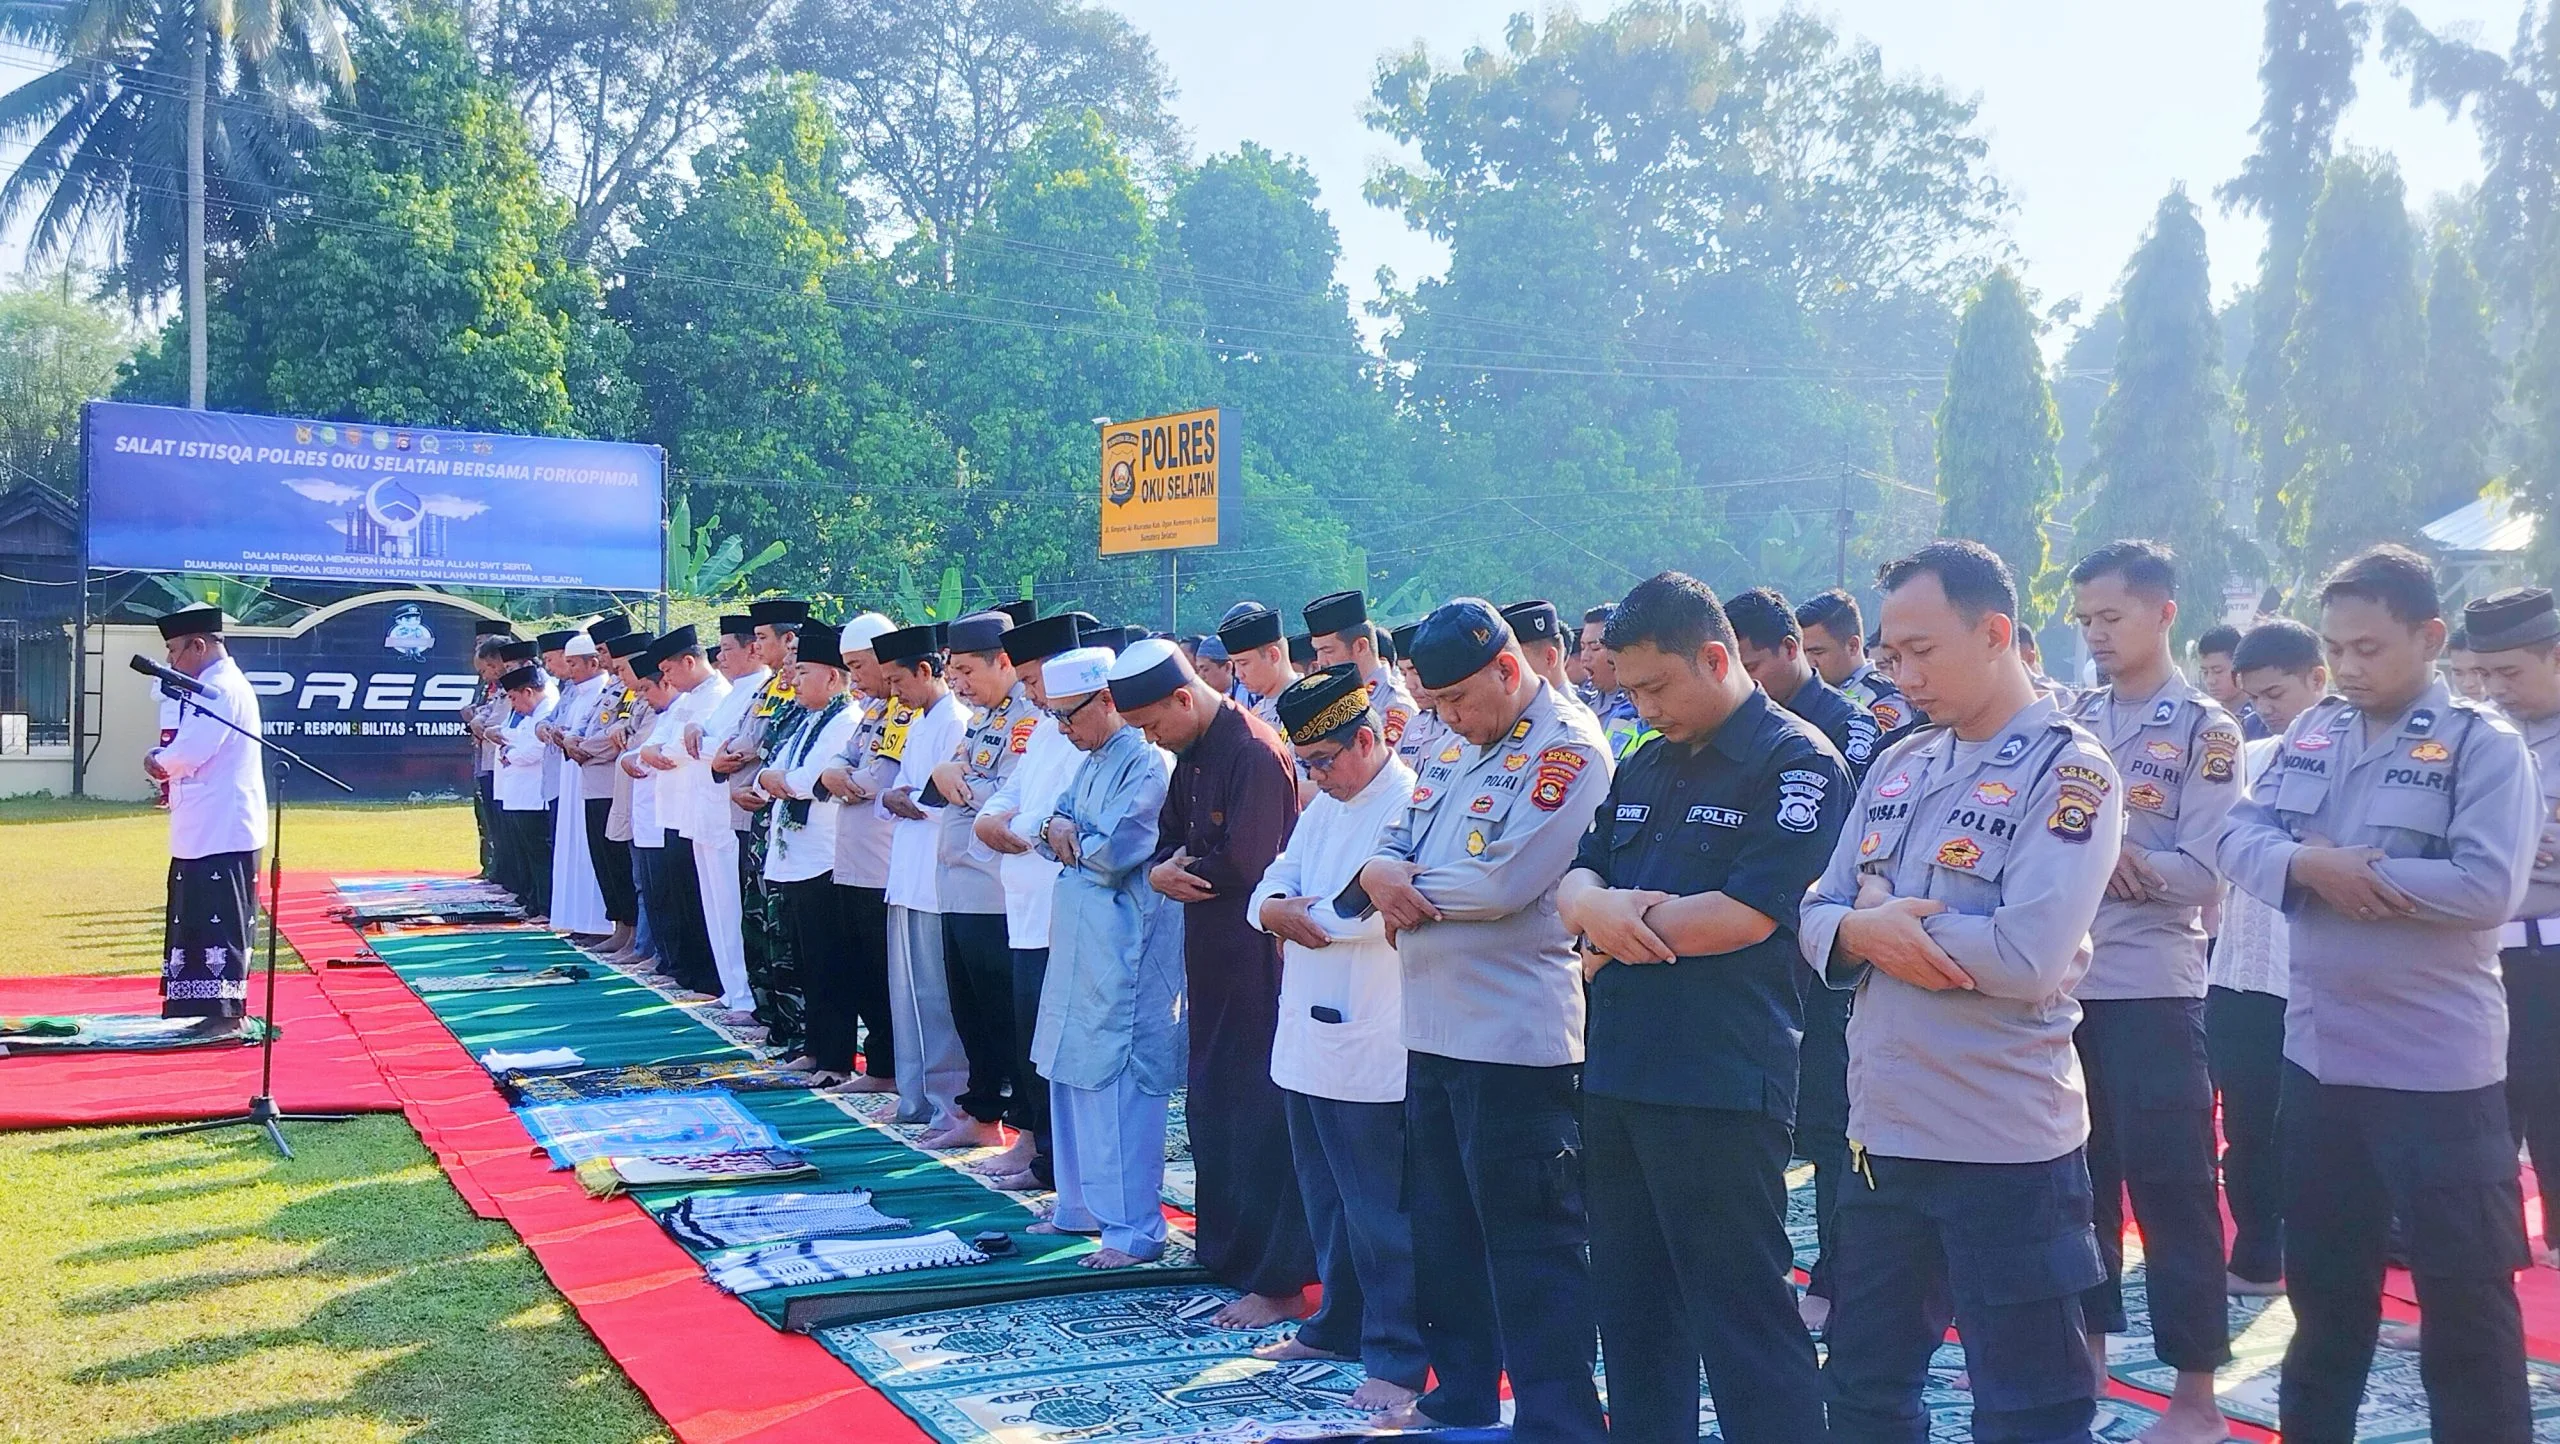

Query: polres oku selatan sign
left=222, top=592, right=493, bottom=799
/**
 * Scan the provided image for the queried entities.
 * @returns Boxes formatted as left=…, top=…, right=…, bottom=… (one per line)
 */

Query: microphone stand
left=145, top=681, right=358, bottom=1159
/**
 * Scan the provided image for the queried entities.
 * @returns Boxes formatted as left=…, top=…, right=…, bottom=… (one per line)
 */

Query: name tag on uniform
left=1616, top=804, right=1650, bottom=823
left=1687, top=805, right=1743, bottom=828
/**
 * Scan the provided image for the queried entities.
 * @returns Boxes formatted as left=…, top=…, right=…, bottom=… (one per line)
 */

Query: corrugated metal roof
left=2421, top=494, right=2536, bottom=556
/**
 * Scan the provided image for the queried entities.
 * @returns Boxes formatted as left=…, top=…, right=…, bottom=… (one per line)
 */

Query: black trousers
left=779, top=876, right=850, bottom=1067
left=1289, top=1088, right=1426, bottom=1391
left=1586, top=1094, right=1825, bottom=1444
left=474, top=772, right=496, bottom=877
left=1824, top=1150, right=2104, bottom=1444
left=162, top=850, right=258, bottom=1019
left=2074, top=995, right=2228, bottom=1372
left=836, top=884, right=895, bottom=1078
left=2207, top=985, right=2287, bottom=1283
left=942, top=911, right=1016, bottom=1124
left=583, top=796, right=636, bottom=925
left=2278, top=1065, right=2530, bottom=1444
left=654, top=835, right=717, bottom=996
left=495, top=807, right=552, bottom=919
left=1402, top=1051, right=1606, bottom=1442
left=1011, top=945, right=1053, bottom=1185
left=2504, top=946, right=2560, bottom=1225
left=1797, top=978, right=1853, bottom=1304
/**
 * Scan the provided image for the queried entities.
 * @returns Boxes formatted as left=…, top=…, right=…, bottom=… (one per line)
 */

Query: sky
left=2, top=2, right=2530, bottom=340
left=1105, top=0, right=2529, bottom=337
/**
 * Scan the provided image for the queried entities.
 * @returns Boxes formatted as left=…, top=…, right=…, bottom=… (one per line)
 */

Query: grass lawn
left=0, top=797, right=674, bottom=1444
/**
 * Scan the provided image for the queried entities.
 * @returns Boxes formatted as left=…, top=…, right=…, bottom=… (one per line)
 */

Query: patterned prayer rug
left=2105, top=1251, right=2560, bottom=1440
left=500, top=1058, right=817, bottom=1105
left=515, top=1089, right=788, bottom=1167
left=1162, top=1089, right=1194, bottom=1210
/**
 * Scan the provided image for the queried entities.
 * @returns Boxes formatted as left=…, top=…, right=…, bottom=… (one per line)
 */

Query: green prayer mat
left=368, top=930, right=1208, bottom=1327
left=0, top=1014, right=274, bottom=1052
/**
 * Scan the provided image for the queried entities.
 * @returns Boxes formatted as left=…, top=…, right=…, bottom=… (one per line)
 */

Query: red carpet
left=0, top=971, right=400, bottom=1129
left=276, top=873, right=929, bottom=1444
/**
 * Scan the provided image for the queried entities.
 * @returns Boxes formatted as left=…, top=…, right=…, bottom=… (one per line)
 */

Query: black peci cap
left=497, top=639, right=539, bottom=664
left=1217, top=603, right=1283, bottom=653
left=718, top=614, right=756, bottom=641
left=587, top=614, right=633, bottom=644
left=473, top=617, right=517, bottom=638
left=747, top=598, right=810, bottom=628
left=1275, top=665, right=1373, bottom=747
left=1287, top=634, right=1317, bottom=668
left=1388, top=621, right=1423, bottom=662
left=1303, top=590, right=1369, bottom=637
left=873, top=624, right=943, bottom=666
left=2463, top=587, right=2560, bottom=653
left=639, top=625, right=700, bottom=670
left=1500, top=599, right=1562, bottom=643
left=1001, top=613, right=1084, bottom=666
left=156, top=605, right=225, bottom=640
left=498, top=664, right=543, bottom=691
left=1411, top=599, right=1513, bottom=690
left=535, top=629, right=578, bottom=653
left=604, top=630, right=655, bottom=660
left=996, top=599, right=1039, bottom=629
left=796, top=620, right=845, bottom=666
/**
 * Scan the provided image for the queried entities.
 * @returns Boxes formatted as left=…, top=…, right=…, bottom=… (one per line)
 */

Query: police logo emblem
left=1466, top=828, right=1487, bottom=856
left=1776, top=768, right=1829, bottom=833
left=1010, top=717, right=1037, bottom=755
left=2199, top=729, right=2238, bottom=782
left=1411, top=785, right=1434, bottom=806
left=2049, top=785, right=2098, bottom=842
left=1859, top=830, right=1882, bottom=857
left=1995, top=735, right=2027, bottom=764
left=1530, top=746, right=1588, bottom=811
left=1935, top=836, right=1984, bottom=870
left=1470, top=794, right=1496, bottom=815
left=1973, top=780, right=2016, bottom=807
left=1846, top=716, right=1877, bottom=762
left=2410, top=740, right=2451, bottom=763
left=1384, top=708, right=1410, bottom=746
left=1871, top=700, right=1903, bottom=731
left=2127, top=780, right=2168, bottom=813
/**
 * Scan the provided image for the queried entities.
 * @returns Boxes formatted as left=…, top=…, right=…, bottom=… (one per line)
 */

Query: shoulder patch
left=2056, top=762, right=2111, bottom=795
left=1871, top=698, right=1905, bottom=731
left=2199, top=727, right=2238, bottom=782
left=2048, top=784, right=2099, bottom=842
left=1529, top=746, right=1589, bottom=811
left=1775, top=768, right=1830, bottom=833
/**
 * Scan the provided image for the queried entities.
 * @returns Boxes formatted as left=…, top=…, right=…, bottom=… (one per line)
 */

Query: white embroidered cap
left=839, top=612, right=896, bottom=655
left=1044, top=646, right=1115, bottom=700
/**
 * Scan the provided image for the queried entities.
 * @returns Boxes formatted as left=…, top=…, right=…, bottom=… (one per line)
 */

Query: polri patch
left=2056, top=763, right=2111, bottom=795
left=2049, top=785, right=2098, bottom=842
left=1529, top=746, right=1588, bottom=811
left=1775, top=769, right=1829, bottom=833
left=2127, top=780, right=2168, bottom=813
left=1935, top=836, right=1984, bottom=870
left=2199, top=728, right=2238, bottom=783
left=2410, top=740, right=2451, bottom=763
left=1689, top=805, right=1745, bottom=828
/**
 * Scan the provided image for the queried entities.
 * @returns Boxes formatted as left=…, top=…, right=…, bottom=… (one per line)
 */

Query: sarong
left=162, top=850, right=258, bottom=1019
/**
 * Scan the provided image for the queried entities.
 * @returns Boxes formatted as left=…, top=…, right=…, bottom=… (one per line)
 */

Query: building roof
left=2421, top=493, right=2535, bottom=558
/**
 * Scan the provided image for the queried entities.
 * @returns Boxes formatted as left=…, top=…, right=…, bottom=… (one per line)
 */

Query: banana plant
left=890, top=562, right=968, bottom=624
left=666, top=495, right=786, bottom=600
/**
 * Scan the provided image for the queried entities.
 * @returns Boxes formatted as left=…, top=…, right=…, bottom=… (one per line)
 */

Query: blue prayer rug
left=2104, top=1249, right=2560, bottom=1440
left=515, top=1089, right=787, bottom=1167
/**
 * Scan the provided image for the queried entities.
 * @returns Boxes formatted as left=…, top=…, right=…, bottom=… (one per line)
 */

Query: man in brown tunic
left=1112, top=636, right=1317, bottom=1328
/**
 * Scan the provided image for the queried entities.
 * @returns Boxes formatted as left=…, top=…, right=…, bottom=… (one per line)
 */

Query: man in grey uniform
left=1799, top=541, right=2121, bottom=1444
left=1355, top=598, right=1613, bottom=1442
left=2061, top=540, right=2237, bottom=1443
left=2219, top=544, right=2536, bottom=1443
left=2468, top=586, right=2560, bottom=1268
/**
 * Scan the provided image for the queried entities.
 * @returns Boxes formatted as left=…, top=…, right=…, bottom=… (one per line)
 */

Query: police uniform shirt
left=2220, top=680, right=2539, bottom=1091
left=1843, top=661, right=1922, bottom=741
left=935, top=682, right=1032, bottom=914
left=2506, top=707, right=2560, bottom=933
left=1572, top=688, right=1851, bottom=1114
left=152, top=655, right=271, bottom=859
left=1372, top=678, right=1612, bottom=1067
left=1783, top=672, right=1880, bottom=780
left=2071, top=673, right=2243, bottom=999
left=1798, top=695, right=2125, bottom=1163
left=829, top=695, right=911, bottom=890
left=1364, top=663, right=1425, bottom=765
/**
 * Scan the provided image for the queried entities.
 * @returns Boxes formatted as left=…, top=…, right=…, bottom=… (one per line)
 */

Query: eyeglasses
left=1047, top=692, right=1101, bottom=725
left=1295, top=749, right=1347, bottom=777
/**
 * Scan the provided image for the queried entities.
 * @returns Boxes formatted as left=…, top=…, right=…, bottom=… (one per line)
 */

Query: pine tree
left=2414, top=232, right=2505, bottom=522
left=1937, top=269, right=2064, bottom=601
left=2078, top=188, right=2230, bottom=631
left=2283, top=152, right=2424, bottom=577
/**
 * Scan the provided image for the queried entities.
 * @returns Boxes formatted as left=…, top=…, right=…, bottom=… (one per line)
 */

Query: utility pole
left=1834, top=463, right=1854, bottom=588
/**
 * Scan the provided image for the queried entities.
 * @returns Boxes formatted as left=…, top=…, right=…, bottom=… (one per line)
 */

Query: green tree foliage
left=0, top=275, right=135, bottom=494
left=1936, top=269, right=2062, bottom=599
left=666, top=495, right=788, bottom=600
left=617, top=74, right=951, bottom=600
left=2077, top=189, right=2232, bottom=627
left=2282, top=152, right=2424, bottom=576
left=2415, top=232, right=2504, bottom=520
left=2382, top=2, right=2558, bottom=321
left=118, top=9, right=634, bottom=437
left=2223, top=0, right=2368, bottom=539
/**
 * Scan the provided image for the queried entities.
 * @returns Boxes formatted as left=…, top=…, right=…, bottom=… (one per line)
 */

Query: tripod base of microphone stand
left=145, top=1094, right=356, bottom=1159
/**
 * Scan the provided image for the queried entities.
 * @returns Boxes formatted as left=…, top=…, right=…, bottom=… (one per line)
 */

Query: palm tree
left=0, top=0, right=352, bottom=409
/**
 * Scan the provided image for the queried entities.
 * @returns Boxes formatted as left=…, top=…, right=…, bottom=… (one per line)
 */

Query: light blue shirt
left=1031, top=723, right=1188, bottom=1093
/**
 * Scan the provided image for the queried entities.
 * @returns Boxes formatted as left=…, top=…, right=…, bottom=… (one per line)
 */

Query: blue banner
left=85, top=401, right=665, bottom=591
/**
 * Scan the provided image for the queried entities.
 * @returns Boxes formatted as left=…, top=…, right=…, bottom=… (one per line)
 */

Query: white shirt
left=629, top=697, right=679, bottom=847
left=764, top=700, right=861, bottom=884
left=983, top=714, right=1081, bottom=948
left=493, top=693, right=557, bottom=811
left=152, top=655, right=269, bottom=859
left=688, top=666, right=765, bottom=837
left=663, top=671, right=735, bottom=841
left=2208, top=736, right=2290, bottom=999
left=1251, top=754, right=1417, bottom=1103
left=886, top=691, right=967, bottom=912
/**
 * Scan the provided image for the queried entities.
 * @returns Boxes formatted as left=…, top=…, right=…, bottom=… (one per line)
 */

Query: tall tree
left=2382, top=2, right=2558, bottom=323
left=2283, top=151, right=2424, bottom=576
left=618, top=75, right=952, bottom=599
left=1936, top=268, right=2063, bottom=599
left=0, top=273, right=136, bottom=494
left=2221, top=0, right=2368, bottom=541
left=117, top=8, right=632, bottom=437
left=0, top=0, right=351, bottom=408
left=781, top=0, right=1182, bottom=271
left=2415, top=231, right=2504, bottom=521
left=2078, top=189, right=2232, bottom=624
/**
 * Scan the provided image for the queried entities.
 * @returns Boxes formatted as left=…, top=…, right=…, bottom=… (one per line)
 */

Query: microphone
left=130, top=654, right=211, bottom=697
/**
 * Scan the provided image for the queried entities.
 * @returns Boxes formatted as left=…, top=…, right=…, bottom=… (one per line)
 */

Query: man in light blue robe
left=1027, top=646, right=1188, bottom=1267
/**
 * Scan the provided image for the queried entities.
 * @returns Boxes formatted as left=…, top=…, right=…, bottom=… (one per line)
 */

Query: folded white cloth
left=479, top=1046, right=586, bottom=1073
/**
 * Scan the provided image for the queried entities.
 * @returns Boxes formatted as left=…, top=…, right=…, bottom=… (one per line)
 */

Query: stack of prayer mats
left=656, top=1188, right=909, bottom=1250
left=574, top=1148, right=817, bottom=1198
left=499, top=1057, right=817, bottom=1105
left=0, top=1014, right=274, bottom=1054
left=517, top=1089, right=787, bottom=1168
left=704, top=1231, right=989, bottom=1295
left=330, top=877, right=524, bottom=924
left=412, top=963, right=592, bottom=994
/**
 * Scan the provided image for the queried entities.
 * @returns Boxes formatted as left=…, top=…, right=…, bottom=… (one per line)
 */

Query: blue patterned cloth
left=515, top=1089, right=785, bottom=1167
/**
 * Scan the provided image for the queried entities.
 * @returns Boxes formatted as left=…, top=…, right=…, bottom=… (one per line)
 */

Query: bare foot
left=2226, top=1272, right=2285, bottom=1297
left=1251, top=1334, right=1353, bottom=1362
left=1214, top=1292, right=1307, bottom=1329
left=984, top=1169, right=1045, bottom=1192
left=831, top=1075, right=897, bottom=1094
left=1351, top=1378, right=1419, bottom=1412
left=924, top=1120, right=1004, bottom=1150
left=1026, top=1219, right=1099, bottom=1237
left=967, top=1140, right=1037, bottom=1174
left=1080, top=1246, right=1157, bottom=1268
left=1798, top=1292, right=1831, bottom=1332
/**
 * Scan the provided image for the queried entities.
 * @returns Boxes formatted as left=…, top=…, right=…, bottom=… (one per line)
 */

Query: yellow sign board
left=1099, top=407, right=1231, bottom=556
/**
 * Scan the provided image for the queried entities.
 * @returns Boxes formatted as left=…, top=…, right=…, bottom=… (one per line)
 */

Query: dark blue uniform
left=1572, top=689, right=1850, bottom=1443
left=1784, top=673, right=1880, bottom=782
